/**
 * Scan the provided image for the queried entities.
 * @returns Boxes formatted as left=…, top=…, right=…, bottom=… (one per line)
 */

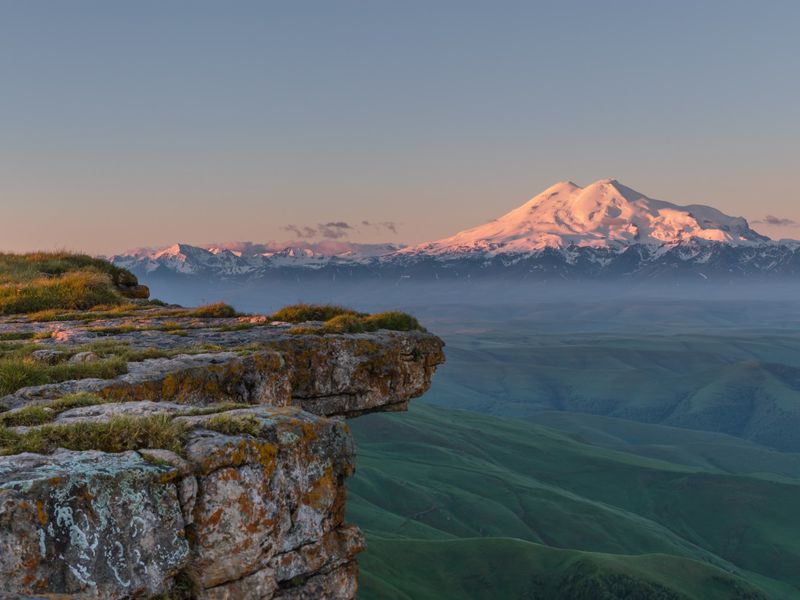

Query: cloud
left=283, top=222, right=353, bottom=240
left=361, top=220, right=399, bottom=234
left=282, top=225, right=318, bottom=238
left=753, top=215, right=798, bottom=227
left=283, top=220, right=399, bottom=240
left=317, top=221, right=353, bottom=239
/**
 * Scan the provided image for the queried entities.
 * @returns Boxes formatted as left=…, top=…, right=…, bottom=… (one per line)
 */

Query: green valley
left=348, top=404, right=800, bottom=599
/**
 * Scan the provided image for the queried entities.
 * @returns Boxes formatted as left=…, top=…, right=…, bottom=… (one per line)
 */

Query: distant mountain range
left=112, top=179, right=800, bottom=281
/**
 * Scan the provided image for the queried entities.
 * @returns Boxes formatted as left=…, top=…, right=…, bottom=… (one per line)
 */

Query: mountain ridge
left=112, top=180, right=800, bottom=281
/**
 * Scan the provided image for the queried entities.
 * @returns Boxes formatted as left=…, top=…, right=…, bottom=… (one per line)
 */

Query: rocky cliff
left=0, top=307, right=444, bottom=599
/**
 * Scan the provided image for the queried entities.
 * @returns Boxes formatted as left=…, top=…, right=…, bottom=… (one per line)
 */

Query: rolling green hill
left=348, top=404, right=800, bottom=599
left=422, top=327, right=800, bottom=451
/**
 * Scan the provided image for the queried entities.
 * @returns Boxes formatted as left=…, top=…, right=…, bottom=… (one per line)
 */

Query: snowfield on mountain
left=402, top=179, right=768, bottom=256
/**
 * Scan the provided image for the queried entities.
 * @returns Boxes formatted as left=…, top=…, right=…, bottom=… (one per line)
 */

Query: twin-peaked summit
left=403, top=179, right=768, bottom=257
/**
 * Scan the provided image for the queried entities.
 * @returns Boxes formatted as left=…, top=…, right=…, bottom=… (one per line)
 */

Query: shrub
left=186, top=302, right=238, bottom=318
left=284, top=308, right=425, bottom=335
left=363, top=311, right=425, bottom=332
left=271, top=304, right=363, bottom=323
left=321, top=314, right=366, bottom=334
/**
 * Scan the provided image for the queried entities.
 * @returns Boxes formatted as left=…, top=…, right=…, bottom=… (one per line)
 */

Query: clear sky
left=2, top=1, right=799, bottom=254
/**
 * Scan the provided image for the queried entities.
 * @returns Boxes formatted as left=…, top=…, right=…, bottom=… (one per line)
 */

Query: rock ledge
left=0, top=313, right=444, bottom=599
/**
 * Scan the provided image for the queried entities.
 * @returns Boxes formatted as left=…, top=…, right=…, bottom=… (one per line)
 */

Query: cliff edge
left=0, top=302, right=444, bottom=599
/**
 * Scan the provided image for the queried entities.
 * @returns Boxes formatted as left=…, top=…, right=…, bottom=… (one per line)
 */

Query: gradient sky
left=2, top=1, right=799, bottom=254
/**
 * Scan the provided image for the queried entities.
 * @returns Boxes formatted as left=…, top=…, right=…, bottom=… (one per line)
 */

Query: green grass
left=87, top=324, right=139, bottom=335
left=184, top=302, right=239, bottom=318
left=360, top=538, right=770, bottom=600
left=348, top=404, right=800, bottom=599
left=0, top=252, right=136, bottom=287
left=364, top=311, right=425, bottom=332
left=320, top=311, right=425, bottom=334
left=0, top=393, right=107, bottom=427
left=0, top=252, right=146, bottom=315
left=0, top=414, right=190, bottom=456
left=320, top=313, right=367, bottom=333
left=272, top=303, right=363, bottom=323
left=424, top=325, right=800, bottom=451
left=275, top=304, right=425, bottom=334
left=0, top=402, right=262, bottom=456
left=0, top=355, right=128, bottom=395
left=0, top=271, right=124, bottom=315
left=0, top=331, right=36, bottom=341
left=203, top=413, right=263, bottom=436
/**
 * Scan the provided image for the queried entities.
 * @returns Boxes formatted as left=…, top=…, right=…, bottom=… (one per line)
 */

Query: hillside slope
left=423, top=323, right=800, bottom=451
left=348, top=404, right=800, bottom=599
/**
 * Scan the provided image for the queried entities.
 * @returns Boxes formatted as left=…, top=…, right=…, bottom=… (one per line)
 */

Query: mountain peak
left=405, top=179, right=769, bottom=256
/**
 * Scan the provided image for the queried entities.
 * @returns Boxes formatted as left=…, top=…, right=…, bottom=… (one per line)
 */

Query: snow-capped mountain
left=402, top=179, right=768, bottom=257
left=112, top=241, right=402, bottom=278
left=112, top=180, right=800, bottom=282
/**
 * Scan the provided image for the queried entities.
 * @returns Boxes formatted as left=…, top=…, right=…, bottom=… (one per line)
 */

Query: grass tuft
left=0, top=355, right=128, bottom=396
left=0, top=272, right=123, bottom=315
left=0, top=331, right=36, bottom=341
left=0, top=414, right=190, bottom=456
left=271, top=304, right=363, bottom=323
left=0, top=390, right=108, bottom=428
left=204, top=413, right=263, bottom=437
left=364, top=311, right=425, bottom=332
left=0, top=253, right=146, bottom=315
left=321, top=314, right=367, bottom=334
left=185, top=302, right=239, bottom=318
left=285, top=308, right=425, bottom=335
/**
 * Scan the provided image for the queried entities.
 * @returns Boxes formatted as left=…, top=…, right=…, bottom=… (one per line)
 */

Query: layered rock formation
left=0, top=309, right=444, bottom=599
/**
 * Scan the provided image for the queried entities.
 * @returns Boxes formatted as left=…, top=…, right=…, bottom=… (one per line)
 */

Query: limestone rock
left=29, top=349, right=65, bottom=364
left=68, top=351, right=97, bottom=363
left=0, top=311, right=445, bottom=599
left=55, top=400, right=185, bottom=423
left=0, top=450, right=189, bottom=598
left=178, top=407, right=356, bottom=591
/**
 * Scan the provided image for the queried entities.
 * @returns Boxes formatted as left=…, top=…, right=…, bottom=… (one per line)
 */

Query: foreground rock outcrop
left=0, top=309, right=444, bottom=598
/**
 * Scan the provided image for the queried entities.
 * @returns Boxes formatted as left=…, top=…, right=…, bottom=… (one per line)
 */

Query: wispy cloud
left=282, top=225, right=318, bottom=238
left=754, top=215, right=799, bottom=227
left=361, top=220, right=399, bottom=234
left=317, top=221, right=353, bottom=239
left=283, top=220, right=399, bottom=240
